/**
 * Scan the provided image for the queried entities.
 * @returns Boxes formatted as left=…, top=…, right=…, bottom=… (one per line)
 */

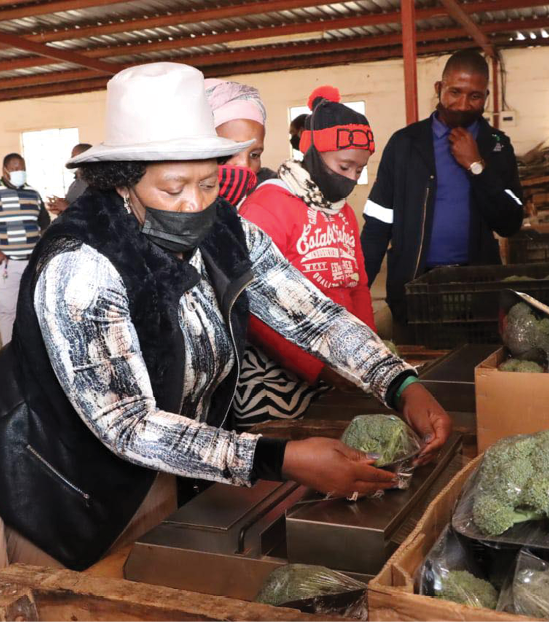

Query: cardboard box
left=475, top=347, right=549, bottom=452
left=368, top=456, right=528, bottom=621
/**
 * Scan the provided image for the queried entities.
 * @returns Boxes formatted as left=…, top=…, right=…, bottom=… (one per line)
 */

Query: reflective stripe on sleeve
left=504, top=189, right=523, bottom=206
left=363, top=199, right=394, bottom=224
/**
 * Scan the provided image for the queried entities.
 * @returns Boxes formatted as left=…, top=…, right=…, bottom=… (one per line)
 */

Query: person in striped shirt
left=0, top=153, right=50, bottom=346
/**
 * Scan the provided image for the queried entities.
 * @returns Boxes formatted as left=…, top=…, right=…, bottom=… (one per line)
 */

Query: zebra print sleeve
left=241, top=218, right=415, bottom=406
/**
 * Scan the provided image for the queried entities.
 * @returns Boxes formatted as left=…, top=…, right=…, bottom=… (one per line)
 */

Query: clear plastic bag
left=497, top=549, right=549, bottom=618
left=340, top=414, right=421, bottom=491
left=417, top=524, right=499, bottom=610
left=254, top=563, right=367, bottom=618
left=452, top=431, right=549, bottom=548
left=500, top=290, right=549, bottom=366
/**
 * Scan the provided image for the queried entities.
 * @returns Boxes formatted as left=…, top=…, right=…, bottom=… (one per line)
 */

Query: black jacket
left=360, top=116, right=523, bottom=323
left=0, top=189, right=253, bottom=570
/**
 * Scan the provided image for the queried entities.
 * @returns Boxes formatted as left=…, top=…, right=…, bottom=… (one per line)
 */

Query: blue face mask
left=141, top=201, right=218, bottom=254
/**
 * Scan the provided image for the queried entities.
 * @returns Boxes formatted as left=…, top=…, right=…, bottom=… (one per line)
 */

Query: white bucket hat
left=67, top=62, right=253, bottom=168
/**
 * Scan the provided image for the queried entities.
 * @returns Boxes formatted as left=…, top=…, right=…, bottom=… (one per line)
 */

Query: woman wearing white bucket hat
left=0, top=62, right=451, bottom=571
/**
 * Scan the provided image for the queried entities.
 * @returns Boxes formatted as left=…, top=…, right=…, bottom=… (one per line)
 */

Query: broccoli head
left=513, top=568, right=549, bottom=619
left=503, top=302, right=549, bottom=363
left=255, top=564, right=364, bottom=606
left=436, top=570, right=498, bottom=610
left=499, top=359, right=544, bottom=373
left=472, top=431, right=549, bottom=536
left=341, top=414, right=418, bottom=467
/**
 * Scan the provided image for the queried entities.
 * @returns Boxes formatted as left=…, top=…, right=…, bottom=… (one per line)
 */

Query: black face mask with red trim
left=218, top=164, right=257, bottom=207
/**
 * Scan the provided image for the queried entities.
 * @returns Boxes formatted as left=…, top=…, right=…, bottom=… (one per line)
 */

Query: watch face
left=470, top=162, right=483, bottom=175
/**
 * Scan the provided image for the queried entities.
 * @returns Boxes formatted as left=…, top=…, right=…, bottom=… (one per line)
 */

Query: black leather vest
left=0, top=189, right=252, bottom=570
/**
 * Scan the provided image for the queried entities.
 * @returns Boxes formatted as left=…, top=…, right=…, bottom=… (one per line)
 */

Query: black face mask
left=290, top=134, right=301, bottom=152
left=141, top=201, right=217, bottom=253
left=302, top=146, right=357, bottom=203
left=436, top=99, right=484, bottom=129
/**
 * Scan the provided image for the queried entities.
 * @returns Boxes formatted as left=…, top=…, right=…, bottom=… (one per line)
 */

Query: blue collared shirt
left=426, top=113, right=479, bottom=267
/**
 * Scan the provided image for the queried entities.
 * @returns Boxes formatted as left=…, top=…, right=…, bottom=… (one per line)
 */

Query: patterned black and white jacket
left=0, top=189, right=413, bottom=569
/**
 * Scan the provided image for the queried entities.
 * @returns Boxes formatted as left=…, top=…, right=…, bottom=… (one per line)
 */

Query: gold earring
left=123, top=195, right=131, bottom=214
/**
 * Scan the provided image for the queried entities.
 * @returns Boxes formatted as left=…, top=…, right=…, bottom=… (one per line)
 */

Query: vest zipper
left=26, top=444, right=91, bottom=504
left=220, top=275, right=255, bottom=428
left=413, top=177, right=434, bottom=279
left=176, top=274, right=255, bottom=426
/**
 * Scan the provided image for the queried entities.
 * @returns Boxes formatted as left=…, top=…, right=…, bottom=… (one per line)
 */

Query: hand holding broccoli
left=282, top=437, right=398, bottom=498
left=397, top=382, right=453, bottom=466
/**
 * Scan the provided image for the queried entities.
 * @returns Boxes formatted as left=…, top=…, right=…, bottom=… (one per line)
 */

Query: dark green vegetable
left=341, top=414, right=419, bottom=467
left=436, top=570, right=498, bottom=610
left=499, top=359, right=544, bottom=373
left=472, top=431, right=549, bottom=536
left=254, top=564, right=365, bottom=607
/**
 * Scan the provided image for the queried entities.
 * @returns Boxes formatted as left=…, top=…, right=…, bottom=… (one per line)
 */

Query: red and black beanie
left=299, top=85, right=375, bottom=155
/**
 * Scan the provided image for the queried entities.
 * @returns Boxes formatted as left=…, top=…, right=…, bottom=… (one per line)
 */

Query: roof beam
left=438, top=0, right=496, bottom=57
left=74, top=15, right=549, bottom=60
left=0, top=0, right=330, bottom=24
left=0, top=68, right=99, bottom=88
left=26, top=0, right=549, bottom=45
left=0, top=35, right=543, bottom=101
left=205, top=36, right=549, bottom=77
left=0, top=32, right=125, bottom=74
left=2, top=12, right=546, bottom=76
left=0, top=76, right=108, bottom=101
left=0, top=0, right=135, bottom=21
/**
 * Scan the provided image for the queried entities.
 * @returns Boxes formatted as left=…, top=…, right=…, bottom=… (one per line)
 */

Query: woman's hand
left=398, top=382, right=453, bottom=466
left=282, top=437, right=398, bottom=498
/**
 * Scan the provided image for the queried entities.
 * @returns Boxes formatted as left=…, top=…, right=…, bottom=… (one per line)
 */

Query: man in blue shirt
left=361, top=50, right=523, bottom=334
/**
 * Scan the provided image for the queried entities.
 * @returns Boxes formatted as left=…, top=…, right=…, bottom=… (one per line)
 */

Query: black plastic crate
left=508, top=230, right=549, bottom=264
left=405, top=263, right=549, bottom=348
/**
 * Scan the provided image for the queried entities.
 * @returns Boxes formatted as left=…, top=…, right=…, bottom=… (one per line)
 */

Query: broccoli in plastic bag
left=497, top=549, right=549, bottom=618
left=341, top=414, right=421, bottom=467
left=418, top=524, right=499, bottom=610
left=500, top=291, right=549, bottom=365
left=341, top=415, right=421, bottom=492
left=453, top=431, right=549, bottom=545
left=254, top=564, right=367, bottom=618
left=499, top=358, right=544, bottom=373
left=438, top=571, right=498, bottom=609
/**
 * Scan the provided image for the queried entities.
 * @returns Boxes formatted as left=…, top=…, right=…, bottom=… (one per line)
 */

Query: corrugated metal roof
left=0, top=0, right=547, bottom=100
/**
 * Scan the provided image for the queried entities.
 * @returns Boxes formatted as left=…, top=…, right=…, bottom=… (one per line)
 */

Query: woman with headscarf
left=205, top=78, right=275, bottom=206
left=235, top=86, right=378, bottom=428
left=0, top=64, right=451, bottom=571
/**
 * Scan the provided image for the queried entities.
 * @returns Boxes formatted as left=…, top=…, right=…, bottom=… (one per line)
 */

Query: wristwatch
left=468, top=160, right=485, bottom=175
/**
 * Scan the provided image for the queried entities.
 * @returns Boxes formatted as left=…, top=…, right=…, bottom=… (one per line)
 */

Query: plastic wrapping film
left=340, top=414, right=421, bottom=492
left=452, top=431, right=549, bottom=548
left=497, top=549, right=549, bottom=618
left=500, top=290, right=549, bottom=366
left=417, top=523, right=499, bottom=610
left=254, top=564, right=368, bottom=618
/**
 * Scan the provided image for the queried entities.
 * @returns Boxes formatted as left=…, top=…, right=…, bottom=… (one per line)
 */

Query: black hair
left=442, top=50, right=489, bottom=81
left=3, top=152, right=23, bottom=168
left=80, top=161, right=147, bottom=190
left=290, top=114, right=308, bottom=132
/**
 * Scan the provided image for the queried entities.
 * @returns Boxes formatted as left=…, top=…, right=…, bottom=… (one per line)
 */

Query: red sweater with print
left=240, top=180, right=376, bottom=384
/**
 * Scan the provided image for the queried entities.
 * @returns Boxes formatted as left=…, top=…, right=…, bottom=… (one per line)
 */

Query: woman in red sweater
left=235, top=85, right=377, bottom=429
